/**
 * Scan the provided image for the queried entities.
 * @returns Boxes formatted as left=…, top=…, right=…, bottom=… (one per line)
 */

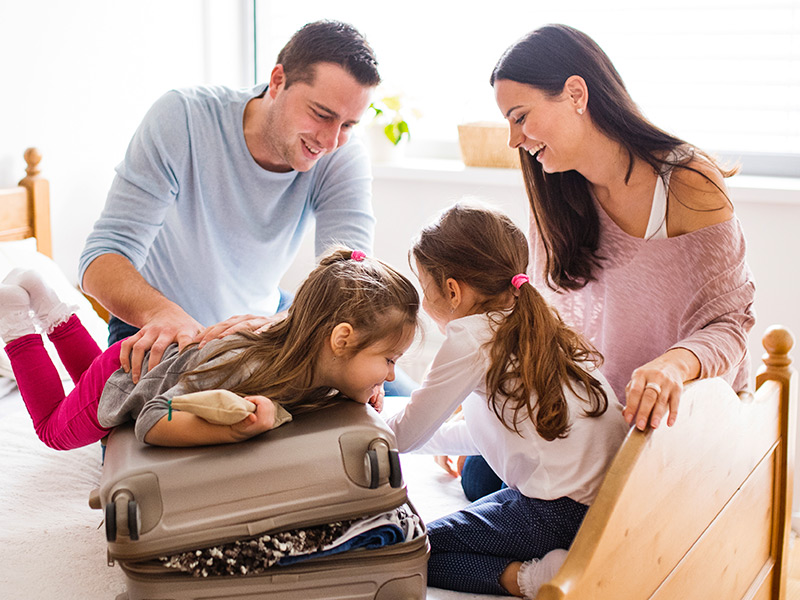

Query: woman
left=490, top=23, right=755, bottom=432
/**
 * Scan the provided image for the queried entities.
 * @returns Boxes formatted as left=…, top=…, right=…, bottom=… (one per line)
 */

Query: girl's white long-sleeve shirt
left=385, top=313, right=628, bottom=505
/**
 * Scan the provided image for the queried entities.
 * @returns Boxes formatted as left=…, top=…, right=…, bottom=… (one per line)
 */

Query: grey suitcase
left=89, top=401, right=429, bottom=599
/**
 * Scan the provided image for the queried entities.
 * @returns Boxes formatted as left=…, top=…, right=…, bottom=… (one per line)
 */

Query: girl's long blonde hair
left=412, top=203, right=607, bottom=441
left=180, top=248, right=420, bottom=414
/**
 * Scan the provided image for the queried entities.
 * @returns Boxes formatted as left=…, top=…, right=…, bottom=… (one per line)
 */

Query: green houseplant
left=369, top=94, right=411, bottom=146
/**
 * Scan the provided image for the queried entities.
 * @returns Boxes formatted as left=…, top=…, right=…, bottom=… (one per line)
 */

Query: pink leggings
left=5, top=314, right=123, bottom=450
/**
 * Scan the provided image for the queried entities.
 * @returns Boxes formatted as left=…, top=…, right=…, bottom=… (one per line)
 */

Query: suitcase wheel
left=388, top=449, right=402, bottom=488
left=106, top=494, right=141, bottom=542
left=366, top=449, right=380, bottom=489
left=127, top=499, right=140, bottom=541
left=105, top=502, right=117, bottom=542
left=365, top=442, right=403, bottom=489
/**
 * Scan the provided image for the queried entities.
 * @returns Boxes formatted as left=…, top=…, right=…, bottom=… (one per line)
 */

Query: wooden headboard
left=1, top=148, right=109, bottom=322
left=0, top=147, right=52, bottom=257
left=539, top=326, right=797, bottom=599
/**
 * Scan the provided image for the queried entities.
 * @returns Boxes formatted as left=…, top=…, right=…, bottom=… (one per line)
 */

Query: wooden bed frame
left=2, top=148, right=796, bottom=600
left=538, top=333, right=797, bottom=599
left=0, top=147, right=52, bottom=256
left=0, top=147, right=110, bottom=321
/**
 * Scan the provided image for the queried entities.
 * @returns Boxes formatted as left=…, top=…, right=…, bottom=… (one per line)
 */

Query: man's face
left=249, top=62, right=373, bottom=172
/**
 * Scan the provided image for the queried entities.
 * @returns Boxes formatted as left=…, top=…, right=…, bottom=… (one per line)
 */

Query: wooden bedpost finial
left=762, top=325, right=794, bottom=371
left=24, top=147, right=42, bottom=177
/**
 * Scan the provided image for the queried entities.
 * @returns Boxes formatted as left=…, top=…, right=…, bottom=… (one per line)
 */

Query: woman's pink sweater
left=530, top=207, right=756, bottom=401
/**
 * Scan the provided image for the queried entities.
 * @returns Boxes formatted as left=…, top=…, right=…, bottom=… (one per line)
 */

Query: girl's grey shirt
left=97, top=340, right=249, bottom=442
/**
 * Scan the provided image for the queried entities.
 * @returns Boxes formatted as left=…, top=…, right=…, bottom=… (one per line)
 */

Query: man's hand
left=195, top=313, right=286, bottom=348
left=120, top=307, right=203, bottom=383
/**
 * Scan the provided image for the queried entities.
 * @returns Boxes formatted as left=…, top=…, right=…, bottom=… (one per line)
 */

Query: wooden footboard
left=538, top=326, right=797, bottom=600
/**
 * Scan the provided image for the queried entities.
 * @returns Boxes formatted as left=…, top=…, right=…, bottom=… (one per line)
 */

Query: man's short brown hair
left=276, top=20, right=380, bottom=88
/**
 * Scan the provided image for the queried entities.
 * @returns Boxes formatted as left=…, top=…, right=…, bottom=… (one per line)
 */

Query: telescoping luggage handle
left=365, top=439, right=402, bottom=489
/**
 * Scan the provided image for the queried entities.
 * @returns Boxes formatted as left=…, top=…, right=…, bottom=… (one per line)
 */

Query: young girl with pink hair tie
left=0, top=248, right=418, bottom=449
left=384, top=202, right=627, bottom=598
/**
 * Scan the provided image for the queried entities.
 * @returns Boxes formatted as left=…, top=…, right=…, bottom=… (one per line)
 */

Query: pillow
left=170, top=389, right=293, bottom=428
left=0, top=238, right=110, bottom=382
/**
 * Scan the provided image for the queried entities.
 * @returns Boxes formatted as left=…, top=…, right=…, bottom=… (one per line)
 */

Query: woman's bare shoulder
left=668, top=156, right=734, bottom=235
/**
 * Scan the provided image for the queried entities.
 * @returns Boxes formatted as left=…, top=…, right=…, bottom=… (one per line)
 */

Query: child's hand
left=434, top=455, right=466, bottom=477
left=229, top=395, right=276, bottom=441
left=368, top=385, right=385, bottom=412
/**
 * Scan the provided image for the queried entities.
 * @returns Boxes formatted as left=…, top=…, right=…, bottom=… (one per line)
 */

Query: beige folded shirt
left=171, top=389, right=293, bottom=427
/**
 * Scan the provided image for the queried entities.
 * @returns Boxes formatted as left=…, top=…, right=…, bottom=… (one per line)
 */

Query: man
left=80, top=20, right=380, bottom=384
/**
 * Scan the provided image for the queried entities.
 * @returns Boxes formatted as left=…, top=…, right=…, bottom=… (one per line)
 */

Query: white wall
left=2, top=0, right=798, bottom=393
left=0, top=0, right=251, bottom=284
left=280, top=160, right=800, bottom=381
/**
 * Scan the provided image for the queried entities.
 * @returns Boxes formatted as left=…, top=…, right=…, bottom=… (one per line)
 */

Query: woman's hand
left=624, top=348, right=701, bottom=431
left=229, top=395, right=277, bottom=441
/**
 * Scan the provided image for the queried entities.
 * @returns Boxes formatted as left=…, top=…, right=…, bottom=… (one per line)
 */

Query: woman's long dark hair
left=491, top=24, right=736, bottom=290
left=412, top=202, right=607, bottom=441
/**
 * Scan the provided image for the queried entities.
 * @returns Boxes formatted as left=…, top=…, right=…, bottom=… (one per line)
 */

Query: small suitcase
left=89, top=401, right=429, bottom=600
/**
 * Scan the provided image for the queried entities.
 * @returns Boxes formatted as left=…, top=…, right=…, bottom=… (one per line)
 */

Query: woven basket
left=457, top=121, right=520, bottom=169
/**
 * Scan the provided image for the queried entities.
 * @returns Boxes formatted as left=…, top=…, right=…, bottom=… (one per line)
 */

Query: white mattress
left=0, top=388, right=494, bottom=599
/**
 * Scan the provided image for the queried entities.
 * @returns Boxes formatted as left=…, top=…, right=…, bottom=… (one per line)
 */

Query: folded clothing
left=159, top=504, right=422, bottom=577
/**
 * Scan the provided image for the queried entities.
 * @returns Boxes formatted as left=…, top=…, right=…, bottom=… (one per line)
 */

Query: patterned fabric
left=160, top=520, right=352, bottom=577
left=159, top=505, right=423, bottom=577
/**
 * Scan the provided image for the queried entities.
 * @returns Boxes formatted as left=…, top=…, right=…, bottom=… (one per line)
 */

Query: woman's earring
left=577, top=107, right=585, bottom=115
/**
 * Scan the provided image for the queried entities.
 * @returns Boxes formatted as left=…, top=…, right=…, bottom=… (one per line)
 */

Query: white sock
left=517, top=548, right=568, bottom=599
left=0, top=284, right=36, bottom=341
left=2, top=268, right=74, bottom=334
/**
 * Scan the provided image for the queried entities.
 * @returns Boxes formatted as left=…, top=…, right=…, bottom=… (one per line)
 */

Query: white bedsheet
left=0, top=389, right=494, bottom=599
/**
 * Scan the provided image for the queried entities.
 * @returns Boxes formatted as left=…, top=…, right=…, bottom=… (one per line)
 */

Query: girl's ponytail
left=487, top=276, right=607, bottom=441
left=413, top=201, right=608, bottom=442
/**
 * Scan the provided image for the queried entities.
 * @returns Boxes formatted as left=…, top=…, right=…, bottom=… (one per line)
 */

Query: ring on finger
left=645, top=382, right=662, bottom=395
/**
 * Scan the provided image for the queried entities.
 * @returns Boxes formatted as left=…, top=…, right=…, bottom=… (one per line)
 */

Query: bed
left=0, top=148, right=795, bottom=600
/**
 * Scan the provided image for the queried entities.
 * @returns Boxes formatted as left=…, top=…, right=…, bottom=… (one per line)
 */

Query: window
left=253, top=1, right=800, bottom=176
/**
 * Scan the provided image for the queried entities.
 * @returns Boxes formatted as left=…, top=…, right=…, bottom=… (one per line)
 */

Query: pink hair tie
left=511, top=273, right=529, bottom=289
left=351, top=250, right=366, bottom=262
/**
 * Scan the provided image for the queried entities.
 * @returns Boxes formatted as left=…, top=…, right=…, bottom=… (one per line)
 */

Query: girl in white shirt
left=385, top=202, right=627, bottom=598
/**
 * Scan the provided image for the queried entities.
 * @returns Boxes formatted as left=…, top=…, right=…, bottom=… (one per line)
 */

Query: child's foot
left=517, top=548, right=568, bottom=599
left=2, top=268, right=73, bottom=334
left=0, top=283, right=36, bottom=341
